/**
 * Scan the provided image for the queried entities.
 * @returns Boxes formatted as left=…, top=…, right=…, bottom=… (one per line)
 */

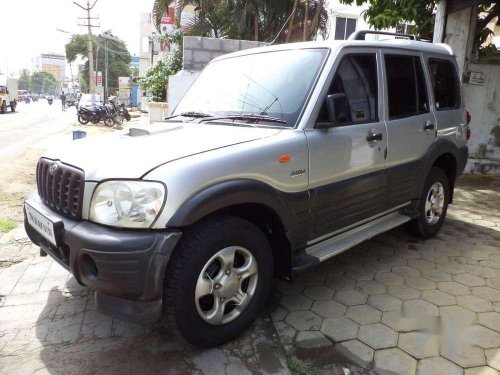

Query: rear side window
left=428, top=59, right=460, bottom=110
left=385, top=55, right=429, bottom=119
left=317, top=54, right=378, bottom=124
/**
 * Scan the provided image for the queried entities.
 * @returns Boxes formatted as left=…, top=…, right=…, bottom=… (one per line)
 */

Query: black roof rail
left=349, top=30, right=417, bottom=41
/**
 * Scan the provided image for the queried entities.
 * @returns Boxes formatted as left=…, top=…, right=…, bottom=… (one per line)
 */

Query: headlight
left=90, top=180, right=166, bottom=228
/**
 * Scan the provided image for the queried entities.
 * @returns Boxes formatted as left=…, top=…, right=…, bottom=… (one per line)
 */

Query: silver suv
left=24, top=31, right=469, bottom=347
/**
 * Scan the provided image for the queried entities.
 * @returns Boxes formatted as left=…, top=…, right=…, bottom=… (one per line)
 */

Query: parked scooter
left=47, top=96, right=53, bottom=105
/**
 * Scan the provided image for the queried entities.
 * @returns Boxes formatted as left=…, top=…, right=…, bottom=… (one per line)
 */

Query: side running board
left=305, top=211, right=411, bottom=262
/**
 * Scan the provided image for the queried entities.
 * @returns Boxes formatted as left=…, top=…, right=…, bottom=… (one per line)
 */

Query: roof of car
left=213, top=39, right=454, bottom=62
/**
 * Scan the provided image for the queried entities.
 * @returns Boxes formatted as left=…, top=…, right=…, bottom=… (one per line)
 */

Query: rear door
left=425, top=56, right=465, bottom=143
left=382, top=51, right=436, bottom=207
left=306, top=48, right=388, bottom=239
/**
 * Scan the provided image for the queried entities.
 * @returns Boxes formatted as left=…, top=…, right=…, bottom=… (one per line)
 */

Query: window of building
left=334, top=17, right=357, bottom=40
left=317, top=54, right=378, bottom=124
left=385, top=55, right=429, bottom=119
left=428, top=59, right=460, bottom=110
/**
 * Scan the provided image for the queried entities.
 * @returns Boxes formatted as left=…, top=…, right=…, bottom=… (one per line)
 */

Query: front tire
left=77, top=115, right=89, bottom=125
left=10, top=101, right=16, bottom=112
left=104, top=117, right=114, bottom=127
left=162, top=215, right=273, bottom=347
left=406, top=166, right=449, bottom=238
left=1, top=101, right=6, bottom=114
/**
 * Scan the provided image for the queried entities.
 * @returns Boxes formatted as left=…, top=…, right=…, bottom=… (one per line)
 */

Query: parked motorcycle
left=77, top=98, right=131, bottom=127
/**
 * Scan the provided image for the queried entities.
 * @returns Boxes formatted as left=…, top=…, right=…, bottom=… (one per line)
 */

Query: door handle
left=367, top=132, right=383, bottom=142
left=424, top=121, right=435, bottom=131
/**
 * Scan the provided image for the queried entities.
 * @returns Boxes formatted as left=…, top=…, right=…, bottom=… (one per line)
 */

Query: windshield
left=174, top=48, right=328, bottom=127
left=81, top=94, right=101, bottom=103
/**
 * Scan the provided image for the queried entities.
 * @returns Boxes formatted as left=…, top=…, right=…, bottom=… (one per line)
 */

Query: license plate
left=25, top=203, right=58, bottom=246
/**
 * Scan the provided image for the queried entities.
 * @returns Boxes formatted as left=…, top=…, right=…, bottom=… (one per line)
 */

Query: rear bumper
left=24, top=194, right=181, bottom=324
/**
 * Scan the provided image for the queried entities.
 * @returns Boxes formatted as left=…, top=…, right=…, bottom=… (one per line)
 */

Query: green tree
left=340, top=0, right=500, bottom=49
left=18, top=69, right=31, bottom=91
left=152, top=0, right=329, bottom=43
left=65, top=32, right=131, bottom=92
left=142, top=28, right=183, bottom=102
left=30, top=72, right=59, bottom=94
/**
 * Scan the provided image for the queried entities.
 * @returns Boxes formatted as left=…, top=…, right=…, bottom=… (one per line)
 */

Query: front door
left=382, top=51, right=436, bottom=207
left=306, top=49, right=388, bottom=240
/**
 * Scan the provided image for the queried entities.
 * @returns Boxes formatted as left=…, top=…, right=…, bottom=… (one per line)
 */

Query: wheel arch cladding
left=167, top=179, right=310, bottom=279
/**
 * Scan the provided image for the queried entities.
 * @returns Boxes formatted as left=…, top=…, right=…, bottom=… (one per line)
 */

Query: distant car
left=77, top=94, right=101, bottom=108
left=18, top=89, right=28, bottom=101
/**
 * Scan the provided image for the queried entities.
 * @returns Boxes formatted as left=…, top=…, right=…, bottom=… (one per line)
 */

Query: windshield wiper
left=165, top=111, right=214, bottom=120
left=200, top=114, right=287, bottom=125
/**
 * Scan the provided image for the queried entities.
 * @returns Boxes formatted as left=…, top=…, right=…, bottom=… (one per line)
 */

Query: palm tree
left=151, top=0, right=329, bottom=43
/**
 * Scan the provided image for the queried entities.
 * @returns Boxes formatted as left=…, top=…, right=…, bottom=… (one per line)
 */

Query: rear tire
left=406, top=166, right=449, bottom=239
left=1, top=101, right=6, bottom=114
left=162, top=215, right=273, bottom=347
left=10, top=101, right=16, bottom=112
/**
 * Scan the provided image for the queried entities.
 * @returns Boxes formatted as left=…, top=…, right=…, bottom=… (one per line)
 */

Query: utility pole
left=104, top=38, right=109, bottom=102
left=74, top=0, right=99, bottom=94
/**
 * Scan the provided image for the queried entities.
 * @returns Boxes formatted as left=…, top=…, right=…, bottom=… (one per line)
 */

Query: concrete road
left=0, top=100, right=75, bottom=159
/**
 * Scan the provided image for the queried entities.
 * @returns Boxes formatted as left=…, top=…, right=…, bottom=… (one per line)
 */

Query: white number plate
left=25, top=203, right=57, bottom=246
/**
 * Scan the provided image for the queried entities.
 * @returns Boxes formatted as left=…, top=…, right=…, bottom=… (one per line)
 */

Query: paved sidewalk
left=0, top=231, right=289, bottom=374
left=270, top=176, right=500, bottom=374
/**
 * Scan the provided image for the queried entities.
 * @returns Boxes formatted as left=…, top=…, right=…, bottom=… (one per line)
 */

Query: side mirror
left=326, top=93, right=348, bottom=122
left=315, top=93, right=348, bottom=129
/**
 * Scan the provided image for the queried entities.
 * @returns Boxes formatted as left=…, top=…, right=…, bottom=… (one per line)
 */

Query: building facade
left=33, top=53, right=66, bottom=84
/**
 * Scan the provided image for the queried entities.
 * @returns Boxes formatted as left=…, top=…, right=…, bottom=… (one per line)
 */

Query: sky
left=1, top=0, right=155, bottom=76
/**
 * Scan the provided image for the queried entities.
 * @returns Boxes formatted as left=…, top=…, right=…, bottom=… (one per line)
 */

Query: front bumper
left=24, top=194, right=181, bottom=324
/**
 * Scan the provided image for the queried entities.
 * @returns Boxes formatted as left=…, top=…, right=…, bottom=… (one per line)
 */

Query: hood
left=44, top=122, right=281, bottom=181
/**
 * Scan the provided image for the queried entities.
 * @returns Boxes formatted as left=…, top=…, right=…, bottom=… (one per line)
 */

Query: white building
left=33, top=53, right=66, bottom=84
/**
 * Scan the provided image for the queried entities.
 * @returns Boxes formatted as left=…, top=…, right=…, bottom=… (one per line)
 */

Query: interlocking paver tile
left=320, top=317, right=358, bottom=342
left=303, top=285, right=334, bottom=301
left=421, top=269, right=452, bottom=282
left=375, top=272, right=404, bottom=286
left=406, top=277, right=437, bottom=291
left=311, top=300, right=346, bottom=318
left=465, top=367, right=500, bottom=375
left=485, top=348, right=500, bottom=371
left=417, top=357, right=463, bottom=375
left=362, top=261, right=391, bottom=273
left=453, top=273, right=487, bottom=287
left=294, top=331, right=332, bottom=349
left=346, top=305, right=381, bottom=325
left=345, top=268, right=374, bottom=281
left=457, top=295, right=494, bottom=312
left=440, top=305, right=477, bottom=327
left=367, top=294, right=402, bottom=312
left=486, top=278, right=500, bottom=290
left=357, top=323, right=397, bottom=349
left=478, top=312, right=500, bottom=332
left=379, top=255, right=406, bottom=266
left=274, top=321, right=296, bottom=345
left=374, top=348, right=417, bottom=375
left=421, top=290, right=456, bottom=306
left=335, top=339, right=374, bottom=369
left=466, top=265, right=498, bottom=279
left=404, top=300, right=439, bottom=317
left=391, top=265, right=421, bottom=278
left=472, top=286, right=500, bottom=302
left=388, top=285, right=420, bottom=300
left=438, top=281, right=471, bottom=296
left=464, top=325, right=500, bottom=349
left=285, top=311, right=322, bottom=331
left=399, top=331, right=439, bottom=359
left=437, top=263, right=467, bottom=274
left=441, top=341, right=486, bottom=368
left=280, top=295, right=313, bottom=311
left=396, top=249, right=422, bottom=260
left=408, top=259, right=436, bottom=270
left=270, top=306, right=288, bottom=322
left=295, top=272, right=325, bottom=286
left=355, top=280, right=387, bottom=295
left=334, top=289, right=367, bottom=305
left=325, top=276, right=356, bottom=290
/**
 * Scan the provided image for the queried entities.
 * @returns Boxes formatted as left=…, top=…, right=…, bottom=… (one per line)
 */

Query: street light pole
left=74, top=0, right=99, bottom=94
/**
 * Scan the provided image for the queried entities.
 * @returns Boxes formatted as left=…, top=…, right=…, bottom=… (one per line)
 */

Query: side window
left=317, top=54, right=378, bottom=124
left=385, top=55, right=429, bottom=119
left=428, top=59, right=460, bottom=110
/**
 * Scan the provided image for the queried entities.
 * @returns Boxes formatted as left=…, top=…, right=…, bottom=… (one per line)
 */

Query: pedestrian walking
left=60, top=92, right=66, bottom=111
